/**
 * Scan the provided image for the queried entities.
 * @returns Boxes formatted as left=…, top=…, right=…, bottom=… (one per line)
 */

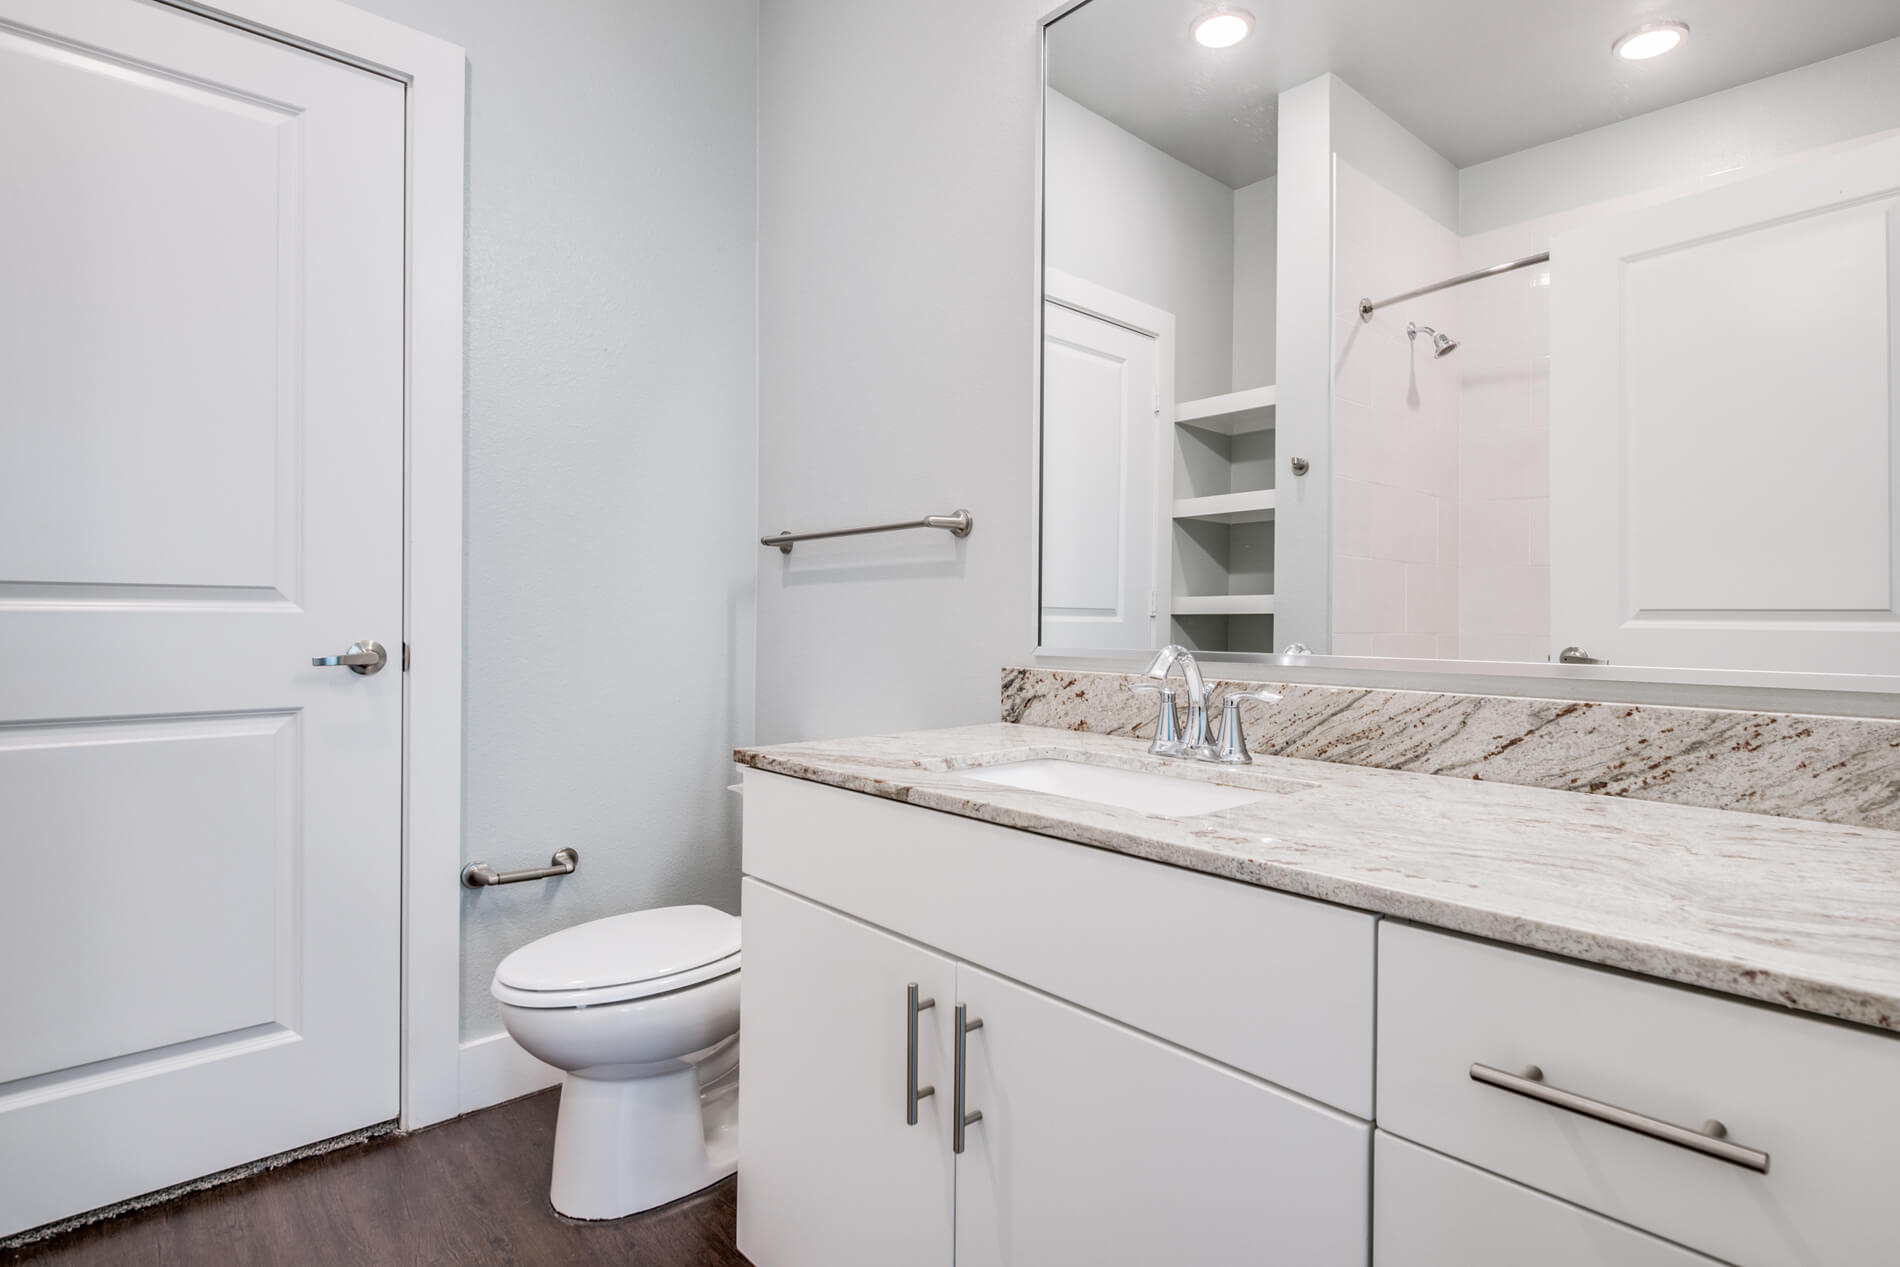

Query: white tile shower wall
left=1331, top=159, right=1460, bottom=659
left=1454, top=221, right=1550, bottom=662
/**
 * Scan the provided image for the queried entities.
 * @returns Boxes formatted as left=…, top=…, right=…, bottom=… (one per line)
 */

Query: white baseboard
left=457, top=1030, right=561, bottom=1116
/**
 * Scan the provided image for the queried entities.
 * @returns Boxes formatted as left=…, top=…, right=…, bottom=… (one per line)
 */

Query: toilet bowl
left=492, top=905, right=740, bottom=1220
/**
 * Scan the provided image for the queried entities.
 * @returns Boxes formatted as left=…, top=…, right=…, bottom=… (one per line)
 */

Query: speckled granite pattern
left=1003, top=667, right=1900, bottom=831
left=736, top=724, right=1900, bottom=1033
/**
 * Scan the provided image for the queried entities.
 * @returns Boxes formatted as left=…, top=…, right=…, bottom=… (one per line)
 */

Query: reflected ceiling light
left=1193, top=9, right=1253, bottom=49
left=1614, top=20, right=1688, bottom=61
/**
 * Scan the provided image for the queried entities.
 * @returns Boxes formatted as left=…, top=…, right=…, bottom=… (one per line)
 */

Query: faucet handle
left=1213, top=687, right=1283, bottom=765
left=1127, top=681, right=1185, bottom=757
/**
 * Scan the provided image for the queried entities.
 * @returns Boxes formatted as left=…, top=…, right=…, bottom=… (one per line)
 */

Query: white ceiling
left=1047, top=0, right=1900, bottom=188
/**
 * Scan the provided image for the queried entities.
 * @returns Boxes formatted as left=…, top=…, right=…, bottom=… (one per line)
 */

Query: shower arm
left=1358, top=251, right=1550, bottom=321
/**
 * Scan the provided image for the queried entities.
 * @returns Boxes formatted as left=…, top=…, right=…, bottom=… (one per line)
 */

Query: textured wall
left=754, top=0, right=1047, bottom=744
left=347, top=0, right=760, bottom=1040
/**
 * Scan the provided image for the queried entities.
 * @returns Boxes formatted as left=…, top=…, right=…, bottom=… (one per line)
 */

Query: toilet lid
left=493, top=905, right=741, bottom=995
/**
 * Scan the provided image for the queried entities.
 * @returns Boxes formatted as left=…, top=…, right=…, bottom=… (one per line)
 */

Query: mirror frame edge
left=1028, top=1, right=1900, bottom=709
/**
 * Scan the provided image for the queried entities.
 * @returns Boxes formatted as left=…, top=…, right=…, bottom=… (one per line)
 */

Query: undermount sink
left=956, top=756, right=1288, bottom=818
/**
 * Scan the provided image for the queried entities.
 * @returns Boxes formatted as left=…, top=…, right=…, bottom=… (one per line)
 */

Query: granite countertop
left=735, top=723, right=1900, bottom=1034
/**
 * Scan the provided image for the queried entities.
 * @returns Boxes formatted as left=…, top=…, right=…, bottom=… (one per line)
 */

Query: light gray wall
left=1460, top=36, right=1900, bottom=235
left=1231, top=175, right=1277, bottom=391
left=1044, top=90, right=1235, bottom=401
left=1329, top=76, right=1459, bottom=233
left=348, top=0, right=760, bottom=1041
left=754, top=0, right=1045, bottom=744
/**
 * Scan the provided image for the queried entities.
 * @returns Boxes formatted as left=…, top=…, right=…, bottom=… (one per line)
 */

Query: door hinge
left=402, top=642, right=410, bottom=672
left=1148, top=590, right=1157, bottom=618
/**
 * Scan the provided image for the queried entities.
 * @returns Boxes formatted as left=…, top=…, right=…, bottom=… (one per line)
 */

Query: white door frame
left=160, top=0, right=467, bottom=1131
left=1038, top=270, right=1178, bottom=656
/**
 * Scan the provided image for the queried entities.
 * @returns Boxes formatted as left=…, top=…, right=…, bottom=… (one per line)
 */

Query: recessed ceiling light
left=1193, top=9, right=1253, bottom=49
left=1614, top=20, right=1688, bottom=61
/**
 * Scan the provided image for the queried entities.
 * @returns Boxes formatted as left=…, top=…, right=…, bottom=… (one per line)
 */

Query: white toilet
left=491, top=904, right=741, bottom=1220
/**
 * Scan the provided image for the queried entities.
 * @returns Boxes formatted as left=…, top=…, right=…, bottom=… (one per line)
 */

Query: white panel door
left=736, top=880, right=956, bottom=1267
left=0, top=0, right=403, bottom=1236
left=953, top=964, right=1370, bottom=1267
left=1041, top=301, right=1163, bottom=649
left=1550, top=134, right=1900, bottom=674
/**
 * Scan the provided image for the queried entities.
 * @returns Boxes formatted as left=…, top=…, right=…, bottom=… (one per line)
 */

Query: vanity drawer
left=743, top=770, right=1376, bottom=1116
left=1377, top=922, right=1900, bottom=1267
left=1374, top=1131, right=1726, bottom=1267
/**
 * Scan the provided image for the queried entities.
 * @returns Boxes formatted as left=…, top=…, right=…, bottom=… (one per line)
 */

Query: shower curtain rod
left=1358, top=250, right=1550, bottom=320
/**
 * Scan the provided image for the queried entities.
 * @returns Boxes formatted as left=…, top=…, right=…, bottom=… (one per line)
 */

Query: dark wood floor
left=3, top=1089, right=753, bottom=1267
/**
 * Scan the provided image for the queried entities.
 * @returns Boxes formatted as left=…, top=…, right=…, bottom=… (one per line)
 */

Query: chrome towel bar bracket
left=462, top=848, right=580, bottom=889
left=762, top=508, right=972, bottom=554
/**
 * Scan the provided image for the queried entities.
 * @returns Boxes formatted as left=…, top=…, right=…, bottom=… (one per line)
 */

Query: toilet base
left=549, top=1063, right=738, bottom=1221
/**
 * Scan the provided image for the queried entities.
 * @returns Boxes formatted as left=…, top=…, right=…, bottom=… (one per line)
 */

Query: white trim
left=165, top=0, right=468, bottom=1131
left=458, top=1033, right=562, bottom=1116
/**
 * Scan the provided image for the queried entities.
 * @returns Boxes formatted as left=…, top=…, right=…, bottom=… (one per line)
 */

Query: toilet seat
left=492, top=905, right=741, bottom=1009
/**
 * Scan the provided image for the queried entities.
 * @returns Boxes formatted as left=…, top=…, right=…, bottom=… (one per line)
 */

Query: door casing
left=160, top=0, right=467, bottom=1132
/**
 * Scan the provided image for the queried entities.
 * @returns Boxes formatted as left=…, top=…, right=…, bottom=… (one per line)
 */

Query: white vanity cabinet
left=1378, top=922, right=1900, bottom=1267
left=738, top=765, right=1900, bottom=1267
left=738, top=771, right=1375, bottom=1267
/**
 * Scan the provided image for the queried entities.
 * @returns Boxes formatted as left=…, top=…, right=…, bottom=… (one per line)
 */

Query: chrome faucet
left=1140, top=644, right=1216, bottom=759
left=1131, top=645, right=1283, bottom=765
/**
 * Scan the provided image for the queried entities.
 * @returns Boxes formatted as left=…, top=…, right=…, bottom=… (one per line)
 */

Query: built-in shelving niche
left=1171, top=386, right=1274, bottom=654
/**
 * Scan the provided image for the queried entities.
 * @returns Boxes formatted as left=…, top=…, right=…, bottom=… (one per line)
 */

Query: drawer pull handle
left=954, top=1004, right=984, bottom=1155
left=906, top=983, right=935, bottom=1126
left=1469, top=1063, right=1770, bottom=1174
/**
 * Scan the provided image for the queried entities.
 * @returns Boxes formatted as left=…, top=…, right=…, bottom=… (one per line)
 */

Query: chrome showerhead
left=1407, top=322, right=1459, bottom=358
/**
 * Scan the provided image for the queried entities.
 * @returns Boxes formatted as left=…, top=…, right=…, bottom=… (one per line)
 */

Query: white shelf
left=1174, top=385, right=1276, bottom=435
left=1173, top=490, right=1276, bottom=525
left=1171, top=593, right=1276, bottom=616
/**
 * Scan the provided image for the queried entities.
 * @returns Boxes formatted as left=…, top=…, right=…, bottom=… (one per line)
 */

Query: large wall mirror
left=1037, top=0, right=1900, bottom=685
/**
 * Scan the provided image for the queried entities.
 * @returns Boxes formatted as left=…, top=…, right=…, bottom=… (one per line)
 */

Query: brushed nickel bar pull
left=461, top=848, right=580, bottom=889
left=953, top=1004, right=984, bottom=1155
left=906, top=983, right=936, bottom=1126
left=762, top=508, right=973, bottom=554
left=1470, top=1063, right=1769, bottom=1173
left=1359, top=251, right=1550, bottom=320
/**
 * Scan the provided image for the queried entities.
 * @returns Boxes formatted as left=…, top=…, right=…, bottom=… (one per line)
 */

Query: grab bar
left=462, top=848, right=579, bottom=889
left=762, top=508, right=973, bottom=554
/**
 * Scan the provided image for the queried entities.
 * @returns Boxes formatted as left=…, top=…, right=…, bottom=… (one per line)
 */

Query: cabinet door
left=737, top=879, right=955, bottom=1267
left=953, top=964, right=1369, bottom=1267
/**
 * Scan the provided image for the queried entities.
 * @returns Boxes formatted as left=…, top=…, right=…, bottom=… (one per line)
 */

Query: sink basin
left=956, top=757, right=1277, bottom=818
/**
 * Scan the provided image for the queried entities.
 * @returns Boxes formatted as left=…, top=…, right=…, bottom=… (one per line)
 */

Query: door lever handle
left=312, top=640, right=388, bottom=675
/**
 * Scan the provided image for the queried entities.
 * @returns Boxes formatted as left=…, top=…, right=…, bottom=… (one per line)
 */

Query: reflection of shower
left=1407, top=321, right=1458, bottom=358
